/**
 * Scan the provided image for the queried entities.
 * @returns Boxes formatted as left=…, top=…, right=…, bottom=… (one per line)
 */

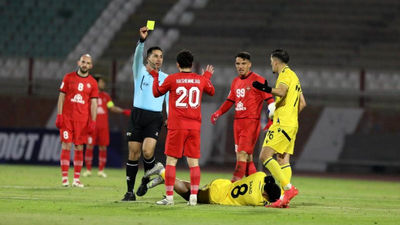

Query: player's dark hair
left=176, top=50, right=194, bottom=69
left=146, top=46, right=163, bottom=58
left=93, top=74, right=104, bottom=82
left=271, top=49, right=289, bottom=63
left=264, top=176, right=281, bottom=203
left=236, top=52, right=251, bottom=61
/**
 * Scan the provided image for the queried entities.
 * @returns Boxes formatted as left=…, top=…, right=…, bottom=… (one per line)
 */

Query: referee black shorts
left=126, top=107, right=163, bottom=142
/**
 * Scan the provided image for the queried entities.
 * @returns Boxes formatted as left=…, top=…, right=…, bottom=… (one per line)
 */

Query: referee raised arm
left=122, top=26, right=168, bottom=201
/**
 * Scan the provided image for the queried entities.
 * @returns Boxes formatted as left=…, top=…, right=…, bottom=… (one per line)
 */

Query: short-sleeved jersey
left=209, top=172, right=268, bottom=206
left=227, top=72, right=274, bottom=119
left=59, top=72, right=99, bottom=122
left=273, top=67, right=302, bottom=128
left=96, top=91, right=112, bottom=129
left=154, top=72, right=215, bottom=130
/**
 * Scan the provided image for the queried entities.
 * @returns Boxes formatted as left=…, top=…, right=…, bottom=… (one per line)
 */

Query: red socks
left=98, top=150, right=107, bottom=171
left=165, top=165, right=176, bottom=196
left=231, top=161, right=246, bottom=182
left=73, top=150, right=84, bottom=180
left=60, top=149, right=70, bottom=178
left=84, top=147, right=93, bottom=171
left=246, top=161, right=257, bottom=176
left=190, top=166, right=201, bottom=195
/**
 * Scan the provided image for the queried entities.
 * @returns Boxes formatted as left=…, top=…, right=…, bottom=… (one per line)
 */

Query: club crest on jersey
left=87, top=83, right=91, bottom=88
left=235, top=101, right=246, bottom=111
left=71, top=94, right=85, bottom=104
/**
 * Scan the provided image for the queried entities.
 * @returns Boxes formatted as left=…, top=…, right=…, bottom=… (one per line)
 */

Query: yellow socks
left=263, top=157, right=289, bottom=188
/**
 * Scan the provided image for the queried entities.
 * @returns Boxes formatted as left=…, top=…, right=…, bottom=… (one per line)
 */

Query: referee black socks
left=143, top=156, right=155, bottom=172
left=126, top=160, right=139, bottom=193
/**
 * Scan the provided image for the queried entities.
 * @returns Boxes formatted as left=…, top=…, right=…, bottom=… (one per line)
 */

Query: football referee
left=122, top=26, right=168, bottom=201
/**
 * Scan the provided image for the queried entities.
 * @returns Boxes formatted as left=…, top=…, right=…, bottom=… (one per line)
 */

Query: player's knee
left=142, top=149, right=154, bottom=159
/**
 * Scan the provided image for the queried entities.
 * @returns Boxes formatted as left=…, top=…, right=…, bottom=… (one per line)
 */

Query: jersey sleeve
left=59, top=75, right=68, bottom=93
left=203, top=76, right=215, bottom=96
left=132, top=41, right=144, bottom=80
left=278, top=72, right=291, bottom=87
left=153, top=73, right=171, bottom=97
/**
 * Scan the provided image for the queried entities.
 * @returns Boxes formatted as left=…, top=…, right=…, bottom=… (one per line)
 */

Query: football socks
left=98, top=150, right=107, bottom=172
left=126, top=160, right=139, bottom=193
left=73, top=150, right=84, bottom=180
left=60, top=149, right=70, bottom=179
left=232, top=161, right=246, bottom=181
left=165, top=165, right=176, bottom=196
left=246, top=161, right=257, bottom=176
left=189, top=166, right=200, bottom=195
left=263, top=157, right=289, bottom=188
left=143, top=155, right=155, bottom=172
left=84, top=147, right=93, bottom=171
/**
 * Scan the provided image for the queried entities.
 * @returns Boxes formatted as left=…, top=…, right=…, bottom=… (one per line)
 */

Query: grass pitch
left=0, top=164, right=399, bottom=225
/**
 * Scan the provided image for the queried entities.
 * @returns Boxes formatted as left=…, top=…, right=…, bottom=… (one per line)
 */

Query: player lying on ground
left=142, top=162, right=282, bottom=207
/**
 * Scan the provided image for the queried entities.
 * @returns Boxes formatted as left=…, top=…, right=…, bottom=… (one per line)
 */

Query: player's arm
left=90, top=98, right=97, bottom=121
left=252, top=79, right=288, bottom=98
left=147, top=67, right=169, bottom=97
left=108, top=101, right=131, bottom=116
left=298, top=92, right=306, bottom=113
left=57, top=92, right=65, bottom=115
left=210, top=99, right=234, bottom=125
left=132, top=26, right=148, bottom=80
left=203, top=65, right=215, bottom=96
left=55, top=92, right=65, bottom=129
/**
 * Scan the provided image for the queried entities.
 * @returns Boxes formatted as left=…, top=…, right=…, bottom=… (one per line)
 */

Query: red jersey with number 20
left=227, top=72, right=274, bottom=119
left=153, top=71, right=215, bottom=130
left=59, top=72, right=99, bottom=122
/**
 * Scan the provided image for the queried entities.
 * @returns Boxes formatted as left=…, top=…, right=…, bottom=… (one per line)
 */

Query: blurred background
left=1, top=0, right=399, bottom=177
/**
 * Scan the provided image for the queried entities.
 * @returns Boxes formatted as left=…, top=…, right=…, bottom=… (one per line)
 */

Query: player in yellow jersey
left=143, top=163, right=281, bottom=206
left=252, top=49, right=306, bottom=208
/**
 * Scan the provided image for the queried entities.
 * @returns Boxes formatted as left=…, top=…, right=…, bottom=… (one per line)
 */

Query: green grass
left=0, top=164, right=399, bottom=225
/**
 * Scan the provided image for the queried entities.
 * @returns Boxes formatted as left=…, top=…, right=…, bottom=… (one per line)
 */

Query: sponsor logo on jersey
left=235, top=101, right=246, bottom=111
left=71, top=94, right=85, bottom=104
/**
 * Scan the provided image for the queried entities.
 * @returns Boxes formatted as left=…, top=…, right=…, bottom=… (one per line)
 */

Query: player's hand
left=88, top=120, right=96, bottom=134
left=267, top=102, right=276, bottom=119
left=122, top=109, right=131, bottom=117
left=139, top=26, right=149, bottom=42
left=202, top=65, right=214, bottom=80
left=252, top=80, right=272, bottom=93
left=55, top=114, right=63, bottom=129
left=210, top=111, right=220, bottom=125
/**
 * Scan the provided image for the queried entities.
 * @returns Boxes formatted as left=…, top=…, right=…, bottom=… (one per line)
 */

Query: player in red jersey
left=82, top=75, right=131, bottom=178
left=55, top=54, right=99, bottom=188
left=148, top=50, right=215, bottom=206
left=211, top=52, right=275, bottom=182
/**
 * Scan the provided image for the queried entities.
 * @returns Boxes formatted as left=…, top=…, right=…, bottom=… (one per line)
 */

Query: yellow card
left=146, top=20, right=155, bottom=30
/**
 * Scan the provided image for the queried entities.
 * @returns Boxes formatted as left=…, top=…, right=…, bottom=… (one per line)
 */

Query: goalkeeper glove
left=122, top=109, right=131, bottom=117
left=210, top=111, right=221, bottom=125
left=88, top=120, right=96, bottom=134
left=55, top=114, right=63, bottom=129
left=252, top=80, right=272, bottom=93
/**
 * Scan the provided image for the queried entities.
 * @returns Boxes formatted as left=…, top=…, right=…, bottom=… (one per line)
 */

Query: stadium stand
left=0, top=0, right=109, bottom=58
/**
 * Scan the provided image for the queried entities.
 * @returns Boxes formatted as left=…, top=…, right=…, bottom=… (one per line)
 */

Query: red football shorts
left=165, top=129, right=201, bottom=159
left=59, top=119, right=89, bottom=145
left=88, top=126, right=110, bottom=146
left=233, top=118, right=261, bottom=154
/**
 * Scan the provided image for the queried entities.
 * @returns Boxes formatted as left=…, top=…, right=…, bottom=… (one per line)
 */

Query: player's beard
left=79, top=67, right=89, bottom=74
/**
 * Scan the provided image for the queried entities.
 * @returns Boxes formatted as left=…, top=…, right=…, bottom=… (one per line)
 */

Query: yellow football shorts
left=263, top=123, right=298, bottom=155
